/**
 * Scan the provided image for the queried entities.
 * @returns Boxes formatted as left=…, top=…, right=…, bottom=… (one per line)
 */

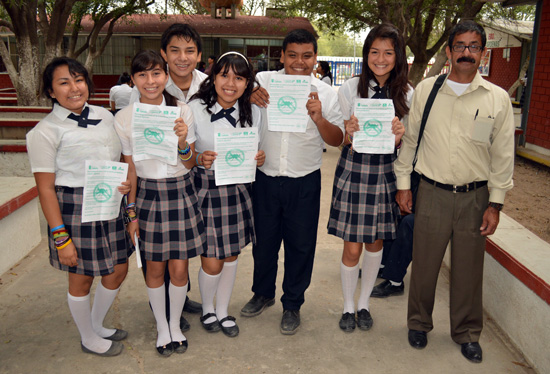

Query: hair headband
left=217, top=51, right=249, bottom=67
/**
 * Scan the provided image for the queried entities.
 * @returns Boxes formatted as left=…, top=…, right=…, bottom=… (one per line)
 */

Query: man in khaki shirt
left=394, top=20, right=515, bottom=363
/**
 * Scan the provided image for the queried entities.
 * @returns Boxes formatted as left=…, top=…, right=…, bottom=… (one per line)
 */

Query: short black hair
left=209, top=55, right=216, bottom=60
left=42, top=57, right=94, bottom=104
left=448, top=20, right=486, bottom=50
left=283, top=29, right=317, bottom=53
left=161, top=23, right=202, bottom=53
left=117, top=72, right=131, bottom=85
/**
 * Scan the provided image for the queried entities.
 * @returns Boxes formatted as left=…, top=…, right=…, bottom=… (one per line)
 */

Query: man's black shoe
left=280, top=310, right=300, bottom=335
left=339, top=312, right=356, bottom=332
left=408, top=329, right=427, bottom=349
left=180, top=315, right=190, bottom=332
left=461, top=342, right=482, bottom=363
left=240, top=294, right=275, bottom=317
left=183, top=297, right=202, bottom=314
left=371, top=280, right=404, bottom=298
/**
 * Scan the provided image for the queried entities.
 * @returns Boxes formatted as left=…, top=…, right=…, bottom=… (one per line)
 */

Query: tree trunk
left=408, top=53, right=430, bottom=86
left=16, top=37, right=41, bottom=105
left=425, top=47, right=448, bottom=79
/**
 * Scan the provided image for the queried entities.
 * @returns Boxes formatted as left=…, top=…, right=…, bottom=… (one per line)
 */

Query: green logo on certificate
left=363, top=120, right=383, bottom=137
left=277, top=96, right=297, bottom=114
left=144, top=127, right=165, bottom=144
left=93, top=183, right=112, bottom=203
left=225, top=149, right=245, bottom=167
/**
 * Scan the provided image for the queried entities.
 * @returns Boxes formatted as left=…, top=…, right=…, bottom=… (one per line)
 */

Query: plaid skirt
left=327, top=145, right=398, bottom=243
left=192, top=168, right=254, bottom=259
left=49, top=187, right=132, bottom=277
left=137, top=174, right=206, bottom=261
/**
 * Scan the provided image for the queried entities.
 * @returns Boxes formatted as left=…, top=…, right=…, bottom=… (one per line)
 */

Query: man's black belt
left=421, top=175, right=488, bottom=193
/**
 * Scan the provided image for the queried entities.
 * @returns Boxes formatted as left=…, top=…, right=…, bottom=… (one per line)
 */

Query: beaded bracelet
left=179, top=148, right=193, bottom=162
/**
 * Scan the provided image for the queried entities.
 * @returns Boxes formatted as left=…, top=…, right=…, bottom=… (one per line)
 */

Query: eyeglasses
left=452, top=44, right=483, bottom=53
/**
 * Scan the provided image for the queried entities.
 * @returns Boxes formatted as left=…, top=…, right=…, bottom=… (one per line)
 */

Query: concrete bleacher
left=0, top=177, right=41, bottom=275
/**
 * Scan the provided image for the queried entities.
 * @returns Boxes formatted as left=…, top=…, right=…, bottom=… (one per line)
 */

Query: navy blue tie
left=372, top=85, right=388, bottom=99
left=68, top=107, right=101, bottom=128
left=211, top=107, right=237, bottom=127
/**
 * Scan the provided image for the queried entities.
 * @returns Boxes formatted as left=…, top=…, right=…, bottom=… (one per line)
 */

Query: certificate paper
left=82, top=160, right=128, bottom=223
left=267, top=75, right=311, bottom=133
left=352, top=99, right=396, bottom=154
left=214, top=127, right=259, bottom=186
left=131, top=102, right=179, bottom=165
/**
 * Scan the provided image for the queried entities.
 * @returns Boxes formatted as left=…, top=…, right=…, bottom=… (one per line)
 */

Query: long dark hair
left=318, top=61, right=333, bottom=85
left=191, top=52, right=256, bottom=127
left=130, top=50, right=177, bottom=106
left=42, top=57, right=94, bottom=106
left=358, top=23, right=410, bottom=119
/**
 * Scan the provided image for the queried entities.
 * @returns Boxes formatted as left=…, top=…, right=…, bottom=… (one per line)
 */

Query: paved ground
left=0, top=146, right=535, bottom=374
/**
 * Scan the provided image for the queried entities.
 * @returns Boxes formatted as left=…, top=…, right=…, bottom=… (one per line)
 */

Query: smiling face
left=280, top=43, right=317, bottom=76
left=49, top=65, right=89, bottom=114
left=132, top=64, right=169, bottom=105
left=367, top=38, right=396, bottom=87
left=161, top=36, right=201, bottom=88
left=446, top=31, right=483, bottom=83
left=214, top=66, right=248, bottom=109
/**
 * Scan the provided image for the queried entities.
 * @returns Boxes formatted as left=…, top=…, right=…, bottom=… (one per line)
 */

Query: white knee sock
left=357, top=250, right=383, bottom=311
left=198, top=267, right=221, bottom=324
left=91, top=283, right=120, bottom=338
left=216, top=260, right=238, bottom=328
left=341, top=262, right=360, bottom=314
left=68, top=293, right=112, bottom=353
left=168, top=282, right=188, bottom=342
left=147, top=284, right=171, bottom=347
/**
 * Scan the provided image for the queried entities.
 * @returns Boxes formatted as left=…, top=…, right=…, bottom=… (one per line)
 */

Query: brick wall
left=526, top=0, right=550, bottom=150
left=483, top=47, right=522, bottom=99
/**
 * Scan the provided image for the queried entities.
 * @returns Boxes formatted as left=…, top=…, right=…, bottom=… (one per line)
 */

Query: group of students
left=27, top=21, right=414, bottom=357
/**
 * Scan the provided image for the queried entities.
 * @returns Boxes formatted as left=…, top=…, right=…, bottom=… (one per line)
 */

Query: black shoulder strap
left=412, top=74, right=447, bottom=168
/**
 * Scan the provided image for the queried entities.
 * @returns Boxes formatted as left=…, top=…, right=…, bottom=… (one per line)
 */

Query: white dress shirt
left=256, top=69, right=345, bottom=178
left=109, top=84, right=133, bottom=109
left=26, top=104, right=122, bottom=187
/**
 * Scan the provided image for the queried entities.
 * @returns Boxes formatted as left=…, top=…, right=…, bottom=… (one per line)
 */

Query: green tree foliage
left=272, top=0, right=533, bottom=84
left=317, top=29, right=363, bottom=57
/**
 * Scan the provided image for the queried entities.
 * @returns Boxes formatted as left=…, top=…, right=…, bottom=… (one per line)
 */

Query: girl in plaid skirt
left=327, top=24, right=414, bottom=333
left=189, top=52, right=265, bottom=337
left=114, top=50, right=205, bottom=356
left=26, top=58, right=132, bottom=356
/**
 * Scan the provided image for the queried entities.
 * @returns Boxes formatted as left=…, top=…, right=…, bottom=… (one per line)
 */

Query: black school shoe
left=280, top=310, right=300, bottom=335
left=371, top=280, right=405, bottom=298
left=183, top=298, right=202, bottom=314
left=156, top=342, right=174, bottom=357
left=219, top=316, right=239, bottom=337
left=171, top=340, right=188, bottom=354
left=356, top=309, right=373, bottom=331
left=339, top=312, right=356, bottom=332
left=200, top=313, right=221, bottom=332
left=240, top=294, right=275, bottom=317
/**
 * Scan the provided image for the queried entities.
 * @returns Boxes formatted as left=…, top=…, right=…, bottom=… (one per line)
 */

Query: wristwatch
left=488, top=202, right=503, bottom=211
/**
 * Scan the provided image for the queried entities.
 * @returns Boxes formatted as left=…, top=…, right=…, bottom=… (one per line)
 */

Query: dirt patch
left=503, top=156, right=550, bottom=244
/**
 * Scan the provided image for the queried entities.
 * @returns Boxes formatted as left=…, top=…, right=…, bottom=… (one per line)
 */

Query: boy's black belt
left=421, top=175, right=488, bottom=193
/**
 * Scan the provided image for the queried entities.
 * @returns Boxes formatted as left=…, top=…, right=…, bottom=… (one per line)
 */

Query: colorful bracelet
left=178, top=143, right=191, bottom=155
left=396, top=140, right=403, bottom=149
left=179, top=148, right=193, bottom=162
left=126, top=203, right=136, bottom=211
left=50, top=224, right=65, bottom=233
left=196, top=152, right=202, bottom=166
left=54, top=235, right=70, bottom=247
left=56, top=238, right=72, bottom=250
left=346, top=134, right=353, bottom=143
